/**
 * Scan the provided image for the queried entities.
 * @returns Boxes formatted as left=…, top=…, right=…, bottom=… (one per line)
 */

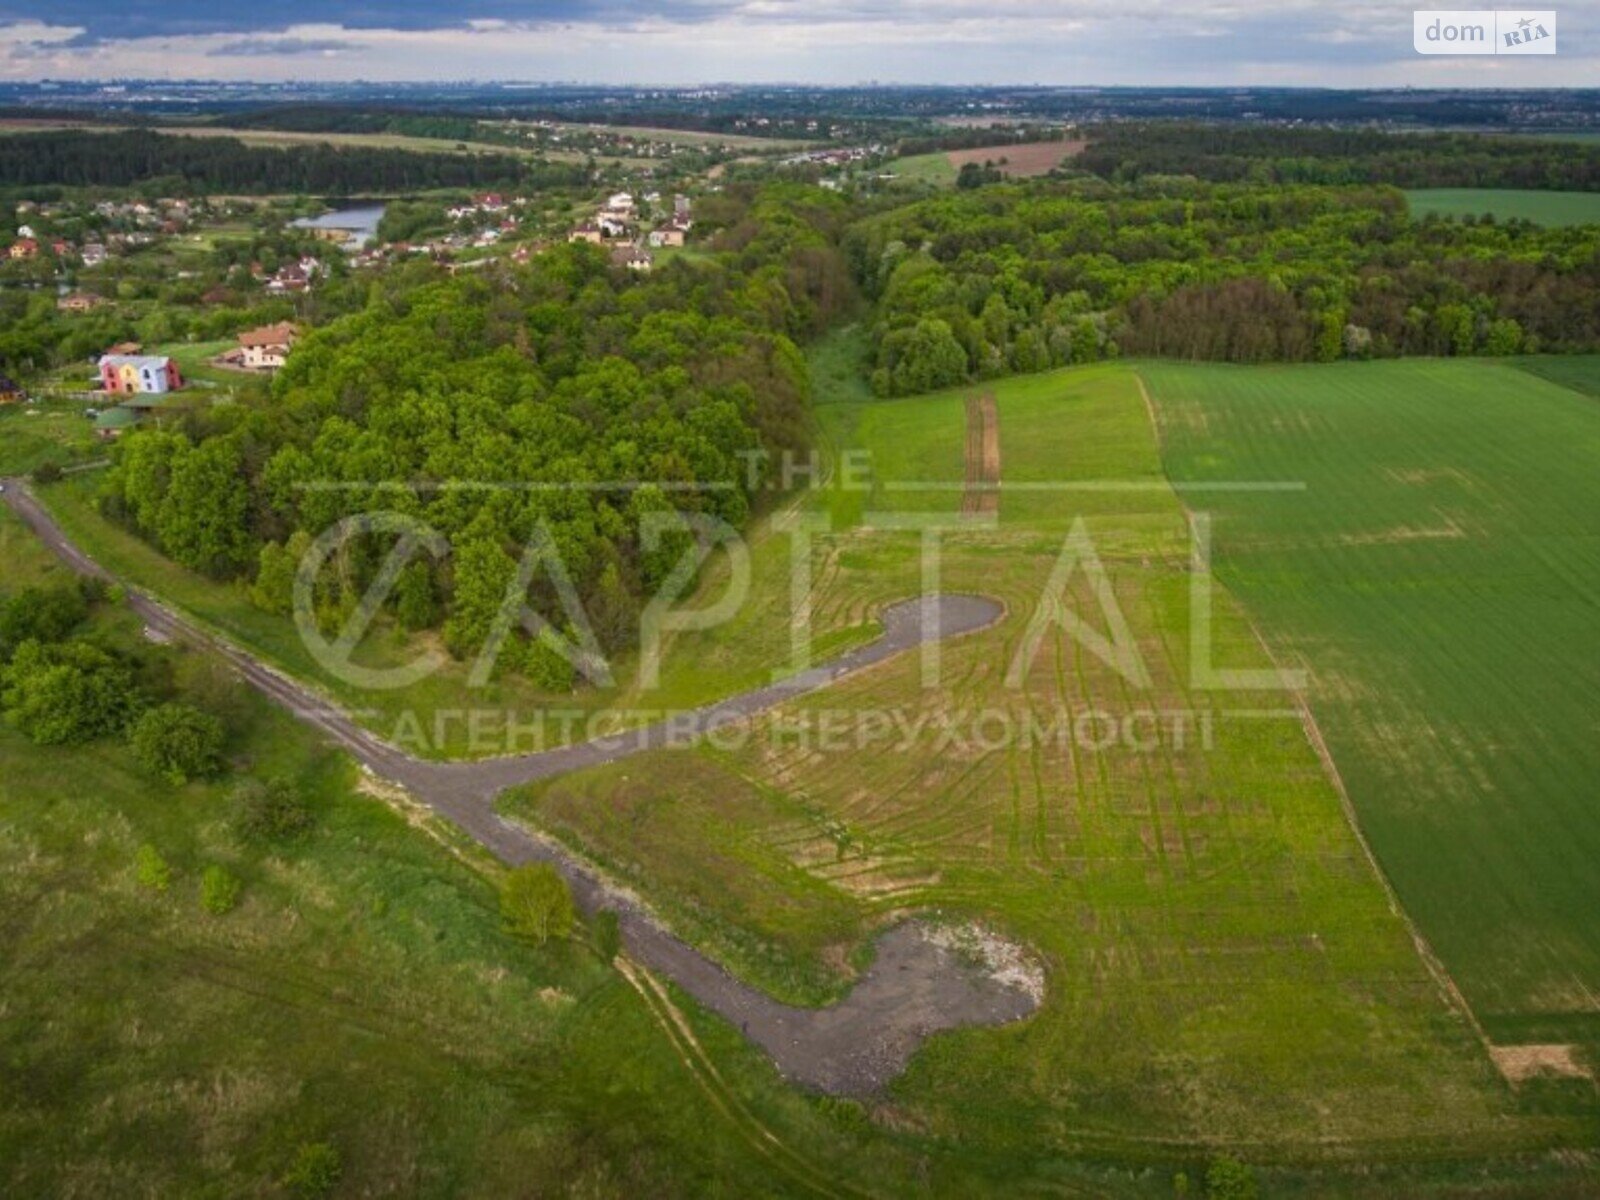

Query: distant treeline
left=1081, top=124, right=1600, bottom=191
left=214, top=106, right=491, bottom=144
left=894, top=126, right=1066, bottom=158
left=0, top=130, right=585, bottom=195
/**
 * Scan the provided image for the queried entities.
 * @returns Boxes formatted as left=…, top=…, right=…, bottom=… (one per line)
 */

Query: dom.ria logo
left=1414, top=9, right=1557, bottom=53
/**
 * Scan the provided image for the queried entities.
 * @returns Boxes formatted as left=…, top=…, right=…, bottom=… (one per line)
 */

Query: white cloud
left=0, top=3, right=1595, bottom=85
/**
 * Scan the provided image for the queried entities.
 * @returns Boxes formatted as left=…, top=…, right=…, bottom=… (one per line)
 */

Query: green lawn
left=1145, top=358, right=1600, bottom=1057
left=0, top=397, right=101, bottom=475
left=507, top=362, right=1589, bottom=1167
left=1405, top=188, right=1600, bottom=227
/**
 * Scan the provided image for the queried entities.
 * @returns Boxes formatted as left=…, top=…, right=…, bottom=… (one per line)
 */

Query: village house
left=80, top=242, right=107, bottom=267
left=98, top=354, right=183, bottom=396
left=568, top=222, right=605, bottom=245
left=237, top=321, right=299, bottom=370
left=0, top=375, right=27, bottom=404
left=609, top=244, right=654, bottom=272
left=9, top=238, right=38, bottom=260
left=648, top=219, right=690, bottom=248
left=56, top=291, right=104, bottom=314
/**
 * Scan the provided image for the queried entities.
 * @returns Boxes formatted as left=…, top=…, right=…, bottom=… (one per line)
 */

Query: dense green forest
left=0, top=130, right=586, bottom=195
left=97, top=193, right=853, bottom=683
left=845, top=181, right=1600, bottom=392
left=1080, top=123, right=1600, bottom=190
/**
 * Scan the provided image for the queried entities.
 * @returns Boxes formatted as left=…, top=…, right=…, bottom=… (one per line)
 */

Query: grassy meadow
left=1144, top=358, right=1600, bottom=1061
left=504, top=362, right=1591, bottom=1164
left=1405, top=188, right=1600, bottom=227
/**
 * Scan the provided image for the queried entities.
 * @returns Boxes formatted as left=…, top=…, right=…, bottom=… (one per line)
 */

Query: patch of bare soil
left=946, top=140, right=1087, bottom=177
left=1490, top=1043, right=1592, bottom=1084
left=962, top=393, right=1001, bottom=515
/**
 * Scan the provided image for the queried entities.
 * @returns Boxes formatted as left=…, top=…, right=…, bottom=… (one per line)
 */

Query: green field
left=885, top=152, right=958, bottom=186
left=1145, top=358, right=1600, bottom=1057
left=1513, top=353, right=1600, bottom=398
left=505, top=362, right=1591, bottom=1166
left=1405, top=188, right=1600, bottom=227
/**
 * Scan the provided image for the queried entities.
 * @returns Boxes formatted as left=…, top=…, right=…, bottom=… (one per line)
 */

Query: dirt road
left=1, top=479, right=1038, bottom=1094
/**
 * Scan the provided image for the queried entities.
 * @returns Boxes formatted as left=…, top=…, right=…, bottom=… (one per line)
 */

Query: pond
left=289, top=204, right=386, bottom=250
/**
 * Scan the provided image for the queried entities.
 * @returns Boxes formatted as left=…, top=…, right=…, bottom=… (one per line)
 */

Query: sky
left=0, top=0, right=1594, bottom=85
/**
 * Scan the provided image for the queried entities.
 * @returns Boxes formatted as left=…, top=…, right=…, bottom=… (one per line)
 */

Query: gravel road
left=3, top=479, right=1040, bottom=1094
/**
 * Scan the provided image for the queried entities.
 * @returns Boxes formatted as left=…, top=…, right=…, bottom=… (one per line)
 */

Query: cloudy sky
left=0, top=0, right=1593, bottom=85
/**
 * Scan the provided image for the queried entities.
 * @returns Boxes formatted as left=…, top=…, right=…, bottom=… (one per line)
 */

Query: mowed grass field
left=505, top=364, right=1591, bottom=1165
left=1405, top=188, right=1600, bottom=227
left=1144, top=359, right=1600, bottom=1059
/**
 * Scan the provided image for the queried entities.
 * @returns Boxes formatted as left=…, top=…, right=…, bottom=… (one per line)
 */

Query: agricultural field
left=1405, top=188, right=1600, bottom=226
left=946, top=139, right=1085, bottom=177
left=1513, top=353, right=1600, bottom=397
left=503, top=363, right=1587, bottom=1165
left=1144, top=358, right=1600, bottom=1065
left=889, top=140, right=1083, bottom=186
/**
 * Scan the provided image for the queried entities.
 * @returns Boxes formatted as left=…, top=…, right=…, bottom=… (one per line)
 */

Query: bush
left=128, top=702, right=226, bottom=785
left=134, top=844, right=171, bottom=892
left=0, top=585, right=88, bottom=657
left=1, top=638, right=136, bottom=744
left=231, top=777, right=315, bottom=843
left=199, top=865, right=241, bottom=915
left=593, top=908, right=621, bottom=964
left=1205, top=1156, right=1258, bottom=1200
left=283, top=1141, right=341, bottom=1198
left=500, top=864, right=574, bottom=945
left=30, top=461, right=62, bottom=484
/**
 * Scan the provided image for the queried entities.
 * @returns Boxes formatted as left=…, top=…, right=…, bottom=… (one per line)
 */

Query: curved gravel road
left=2, top=479, right=1039, bottom=1094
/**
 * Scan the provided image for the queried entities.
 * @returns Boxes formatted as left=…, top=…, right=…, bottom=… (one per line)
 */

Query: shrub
left=134, top=844, right=171, bottom=892
left=0, top=585, right=89, bottom=657
left=199, top=865, right=241, bottom=915
left=230, top=777, right=315, bottom=843
left=128, top=702, right=226, bottom=785
left=500, top=864, right=574, bottom=945
left=30, top=461, right=62, bottom=484
left=593, top=909, right=621, bottom=964
left=283, top=1141, right=341, bottom=1198
left=1205, top=1156, right=1258, bottom=1200
left=1, top=638, right=136, bottom=744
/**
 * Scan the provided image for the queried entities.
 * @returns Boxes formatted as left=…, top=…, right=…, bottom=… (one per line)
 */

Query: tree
left=593, top=909, right=621, bottom=964
left=200, top=865, right=241, bottom=915
left=1, top=639, right=136, bottom=745
left=395, top=559, right=437, bottom=630
left=887, top=318, right=969, bottom=396
left=129, top=703, right=225, bottom=785
left=283, top=1142, right=342, bottom=1199
left=500, top=864, right=575, bottom=945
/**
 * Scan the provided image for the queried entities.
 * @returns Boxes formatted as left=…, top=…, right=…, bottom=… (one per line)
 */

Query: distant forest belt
left=947, top=140, right=1085, bottom=176
left=962, top=392, right=1001, bottom=515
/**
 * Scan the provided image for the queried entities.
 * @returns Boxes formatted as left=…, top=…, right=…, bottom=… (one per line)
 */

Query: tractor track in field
left=1, top=478, right=1039, bottom=1100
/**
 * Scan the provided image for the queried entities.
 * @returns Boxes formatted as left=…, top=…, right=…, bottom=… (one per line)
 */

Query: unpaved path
left=2, top=479, right=1039, bottom=1094
left=961, top=392, right=1000, bottom=515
